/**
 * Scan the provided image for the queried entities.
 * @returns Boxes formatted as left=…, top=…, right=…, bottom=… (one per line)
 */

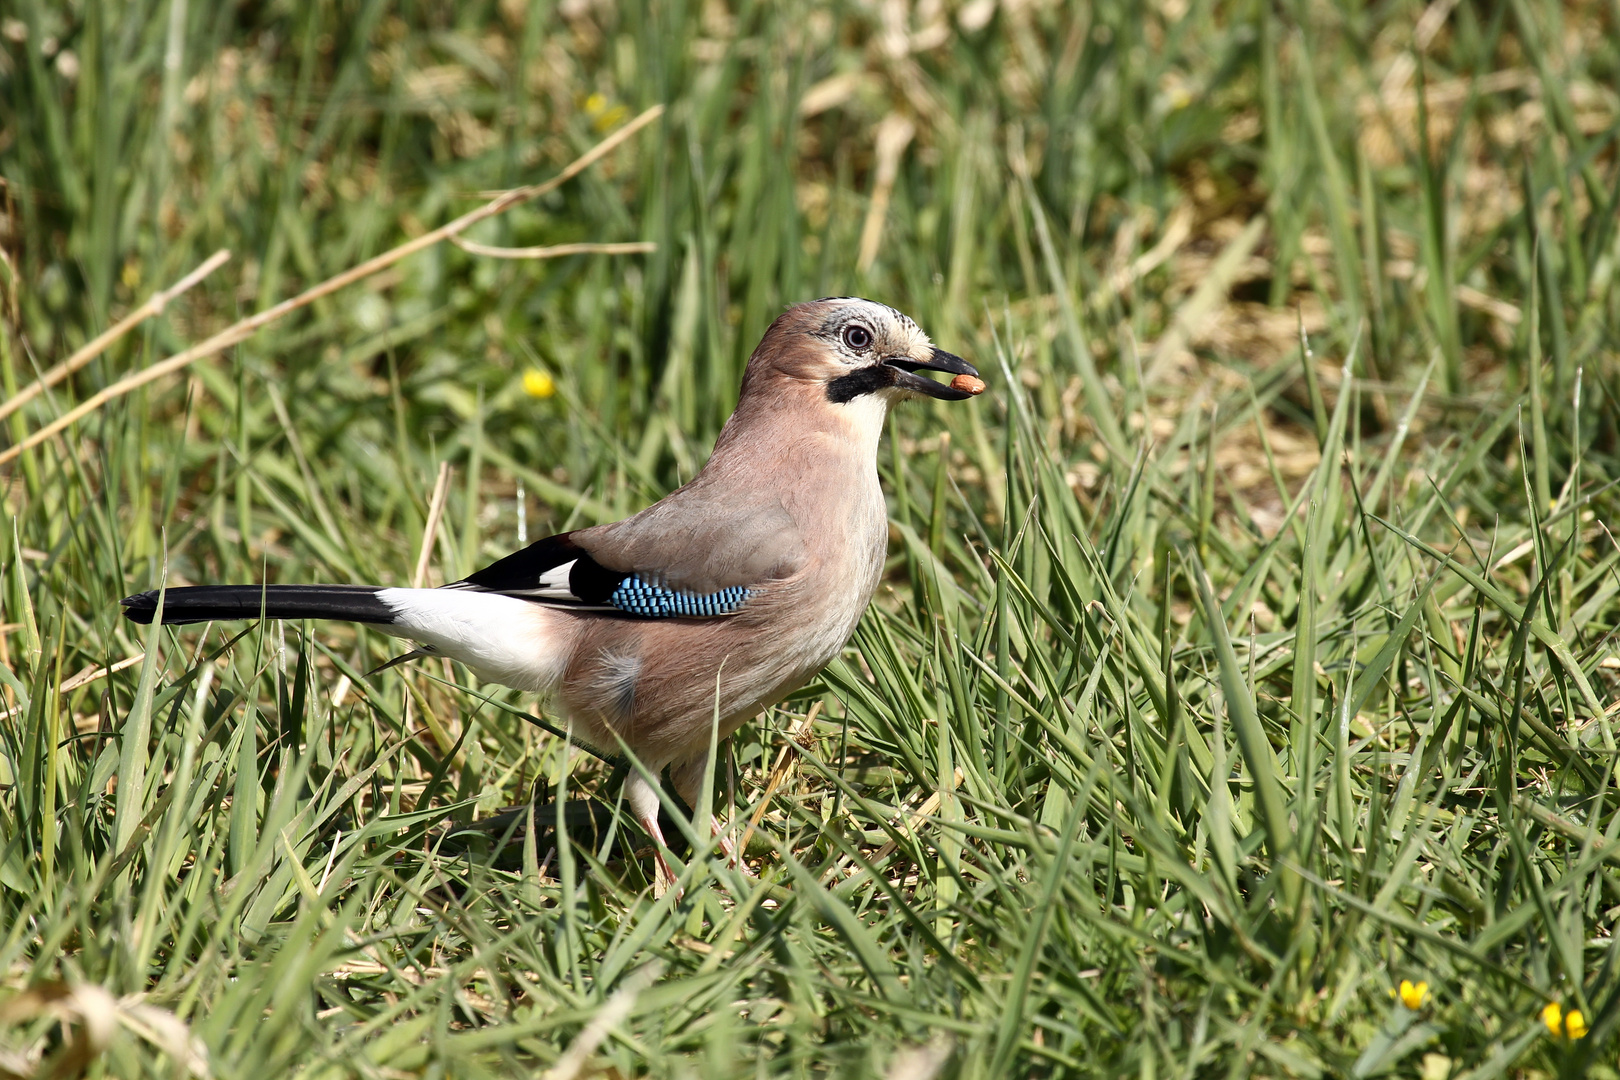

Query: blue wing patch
left=608, top=577, right=753, bottom=617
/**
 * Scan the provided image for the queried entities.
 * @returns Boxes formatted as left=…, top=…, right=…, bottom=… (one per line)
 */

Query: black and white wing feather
left=448, top=532, right=758, bottom=618
left=450, top=482, right=807, bottom=619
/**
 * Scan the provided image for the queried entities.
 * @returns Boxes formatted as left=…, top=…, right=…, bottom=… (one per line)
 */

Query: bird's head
left=744, top=297, right=982, bottom=408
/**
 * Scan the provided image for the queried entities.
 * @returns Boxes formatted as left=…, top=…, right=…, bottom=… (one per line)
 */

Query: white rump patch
left=377, top=588, right=567, bottom=692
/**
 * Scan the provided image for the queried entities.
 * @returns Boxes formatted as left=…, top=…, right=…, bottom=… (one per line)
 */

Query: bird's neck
left=709, top=385, right=894, bottom=467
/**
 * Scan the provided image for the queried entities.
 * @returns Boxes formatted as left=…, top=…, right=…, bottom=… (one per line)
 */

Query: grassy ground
left=3, top=0, right=1620, bottom=1075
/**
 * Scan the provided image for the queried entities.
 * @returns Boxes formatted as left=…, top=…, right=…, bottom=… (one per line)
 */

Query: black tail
left=121, top=584, right=399, bottom=626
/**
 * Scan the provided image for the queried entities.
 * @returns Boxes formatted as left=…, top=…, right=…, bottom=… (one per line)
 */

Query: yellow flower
left=1398, top=980, right=1429, bottom=1010
left=582, top=92, right=629, bottom=132
left=1542, top=1002, right=1587, bottom=1038
left=522, top=369, right=555, bottom=399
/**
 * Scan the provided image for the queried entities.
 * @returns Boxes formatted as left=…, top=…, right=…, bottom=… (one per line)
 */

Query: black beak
left=883, top=347, right=982, bottom=400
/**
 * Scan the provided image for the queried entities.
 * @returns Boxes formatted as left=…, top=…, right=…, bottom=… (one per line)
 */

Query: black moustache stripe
left=826, top=364, right=897, bottom=404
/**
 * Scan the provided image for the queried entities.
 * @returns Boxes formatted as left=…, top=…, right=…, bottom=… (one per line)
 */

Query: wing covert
left=450, top=531, right=758, bottom=618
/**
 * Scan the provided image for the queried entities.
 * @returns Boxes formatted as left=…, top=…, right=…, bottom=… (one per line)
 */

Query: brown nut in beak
left=950, top=373, right=985, bottom=396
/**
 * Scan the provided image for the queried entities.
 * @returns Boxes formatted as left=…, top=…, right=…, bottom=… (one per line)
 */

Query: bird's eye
left=842, top=324, right=872, bottom=350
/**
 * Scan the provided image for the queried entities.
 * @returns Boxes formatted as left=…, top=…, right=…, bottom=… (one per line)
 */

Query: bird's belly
left=550, top=557, right=881, bottom=765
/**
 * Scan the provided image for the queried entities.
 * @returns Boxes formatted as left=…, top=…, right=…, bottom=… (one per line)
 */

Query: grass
left=2, top=0, right=1619, bottom=1075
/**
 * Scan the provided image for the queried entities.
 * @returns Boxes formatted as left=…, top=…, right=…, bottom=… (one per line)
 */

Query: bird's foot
left=651, top=849, right=680, bottom=898
left=712, top=821, right=755, bottom=877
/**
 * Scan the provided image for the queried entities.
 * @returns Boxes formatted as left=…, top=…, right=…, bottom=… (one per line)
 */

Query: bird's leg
left=624, top=769, right=678, bottom=896
left=646, top=827, right=679, bottom=898
left=712, top=820, right=738, bottom=862
left=708, top=818, right=755, bottom=875
left=669, top=748, right=753, bottom=875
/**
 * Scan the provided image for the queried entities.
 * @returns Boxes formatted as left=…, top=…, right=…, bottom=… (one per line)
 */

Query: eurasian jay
left=123, top=297, right=984, bottom=889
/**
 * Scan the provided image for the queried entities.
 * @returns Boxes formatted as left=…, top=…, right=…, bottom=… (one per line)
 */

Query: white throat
left=832, top=388, right=901, bottom=459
